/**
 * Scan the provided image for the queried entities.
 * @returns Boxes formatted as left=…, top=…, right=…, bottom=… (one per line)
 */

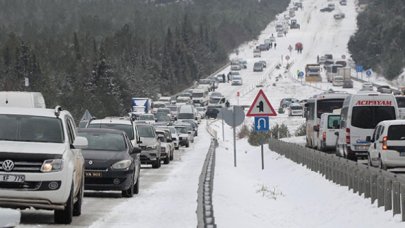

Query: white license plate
left=0, top=174, right=25, bottom=183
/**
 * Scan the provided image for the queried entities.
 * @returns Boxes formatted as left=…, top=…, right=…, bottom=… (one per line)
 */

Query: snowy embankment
left=211, top=0, right=405, bottom=227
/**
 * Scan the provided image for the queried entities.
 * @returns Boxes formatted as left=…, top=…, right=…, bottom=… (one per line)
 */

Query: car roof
left=90, top=118, right=131, bottom=125
left=0, top=107, right=69, bottom=118
left=379, top=120, right=405, bottom=126
left=78, top=128, right=125, bottom=135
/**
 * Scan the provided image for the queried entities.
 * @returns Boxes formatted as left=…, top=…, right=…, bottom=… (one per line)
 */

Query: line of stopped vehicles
left=0, top=86, right=229, bottom=224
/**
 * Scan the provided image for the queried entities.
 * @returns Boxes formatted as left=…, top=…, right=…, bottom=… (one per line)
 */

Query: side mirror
left=366, top=136, right=371, bottom=142
left=195, top=117, right=198, bottom=120
left=334, top=132, right=339, bottom=136
left=137, top=140, right=143, bottom=144
left=73, top=136, right=88, bottom=149
left=131, top=147, right=142, bottom=154
left=313, top=125, right=319, bottom=132
left=188, top=131, right=192, bottom=135
left=172, top=137, right=176, bottom=141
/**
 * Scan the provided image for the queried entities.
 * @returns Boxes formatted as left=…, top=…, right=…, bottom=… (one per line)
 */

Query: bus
left=305, top=90, right=350, bottom=149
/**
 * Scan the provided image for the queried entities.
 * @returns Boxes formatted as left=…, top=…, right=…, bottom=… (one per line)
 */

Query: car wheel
left=195, top=131, right=198, bottom=136
left=367, top=154, right=373, bottom=167
left=170, top=151, right=174, bottom=161
left=186, top=141, right=190, bottom=148
left=73, top=176, right=84, bottom=216
left=122, top=176, right=134, bottom=198
left=55, top=184, right=74, bottom=224
left=378, top=157, right=387, bottom=170
left=152, top=157, right=161, bottom=169
left=175, top=146, right=179, bottom=150
left=134, top=175, right=140, bottom=195
left=164, top=155, right=170, bottom=164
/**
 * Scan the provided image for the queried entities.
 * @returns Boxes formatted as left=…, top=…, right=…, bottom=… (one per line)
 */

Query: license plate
left=85, top=172, right=102, bottom=177
left=0, top=174, right=25, bottom=183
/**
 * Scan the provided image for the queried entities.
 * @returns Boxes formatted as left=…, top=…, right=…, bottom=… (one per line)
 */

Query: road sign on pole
left=355, top=65, right=363, bottom=73
left=366, top=69, right=372, bottom=77
left=254, top=117, right=269, bottom=132
left=246, top=89, right=277, bottom=117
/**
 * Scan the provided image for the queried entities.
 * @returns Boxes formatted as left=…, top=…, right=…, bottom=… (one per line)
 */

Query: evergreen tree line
left=349, top=0, right=405, bottom=80
left=0, top=0, right=289, bottom=119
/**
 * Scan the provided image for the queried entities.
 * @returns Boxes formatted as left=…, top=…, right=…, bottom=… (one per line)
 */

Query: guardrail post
left=364, top=168, right=371, bottom=199
left=401, top=184, right=405, bottom=221
left=371, top=173, right=378, bottom=204
left=377, top=175, right=385, bottom=208
left=384, top=178, right=392, bottom=211
left=353, top=167, right=359, bottom=194
left=359, top=170, right=365, bottom=197
left=393, top=181, right=401, bottom=216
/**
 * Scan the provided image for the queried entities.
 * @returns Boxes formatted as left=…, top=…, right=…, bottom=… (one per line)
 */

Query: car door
left=126, top=135, right=140, bottom=179
left=369, top=125, right=380, bottom=164
left=66, top=117, right=84, bottom=195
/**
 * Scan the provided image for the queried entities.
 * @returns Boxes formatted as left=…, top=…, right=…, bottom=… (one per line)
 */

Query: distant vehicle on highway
left=253, top=62, right=264, bottom=72
left=334, top=13, right=345, bottom=20
left=231, top=75, right=243, bottom=86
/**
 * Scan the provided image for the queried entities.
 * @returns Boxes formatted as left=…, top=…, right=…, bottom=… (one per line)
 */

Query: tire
left=378, top=157, right=387, bottom=170
left=122, top=174, right=135, bottom=198
left=368, top=154, right=373, bottom=167
left=152, top=157, right=161, bottom=169
left=73, top=176, right=84, bottom=216
left=55, top=185, right=74, bottom=224
left=134, top=175, right=140, bottom=195
left=186, top=141, right=190, bottom=147
left=175, top=146, right=179, bottom=150
left=170, top=151, right=174, bottom=161
left=195, top=131, right=198, bottom=136
left=164, top=155, right=170, bottom=164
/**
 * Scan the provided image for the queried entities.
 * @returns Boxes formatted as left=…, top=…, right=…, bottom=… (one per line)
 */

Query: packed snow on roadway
left=25, top=0, right=403, bottom=227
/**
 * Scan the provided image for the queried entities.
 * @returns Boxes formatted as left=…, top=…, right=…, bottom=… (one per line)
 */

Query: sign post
left=247, top=89, right=277, bottom=170
left=219, top=106, right=245, bottom=167
left=366, top=69, right=373, bottom=82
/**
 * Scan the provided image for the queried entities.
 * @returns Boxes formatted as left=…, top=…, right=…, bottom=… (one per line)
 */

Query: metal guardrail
left=196, top=120, right=218, bottom=228
left=268, top=139, right=405, bottom=221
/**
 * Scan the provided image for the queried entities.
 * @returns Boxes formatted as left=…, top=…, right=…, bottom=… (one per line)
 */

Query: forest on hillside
left=349, top=0, right=405, bottom=80
left=0, top=0, right=289, bottom=119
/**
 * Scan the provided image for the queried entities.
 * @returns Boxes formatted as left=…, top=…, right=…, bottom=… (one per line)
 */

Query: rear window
left=327, top=115, right=340, bottom=129
left=316, top=99, right=344, bottom=118
left=137, top=125, right=156, bottom=138
left=396, top=97, right=405, bottom=108
left=387, top=125, right=405, bottom=140
left=351, top=106, right=396, bottom=129
left=88, top=123, right=134, bottom=140
left=290, top=105, right=302, bottom=110
left=79, top=132, right=126, bottom=151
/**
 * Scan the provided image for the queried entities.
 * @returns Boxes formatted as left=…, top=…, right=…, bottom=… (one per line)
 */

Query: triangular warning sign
left=246, top=89, right=277, bottom=117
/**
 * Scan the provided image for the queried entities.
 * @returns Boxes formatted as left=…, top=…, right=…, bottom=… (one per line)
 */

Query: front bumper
left=140, top=150, right=159, bottom=164
left=84, top=169, right=134, bottom=191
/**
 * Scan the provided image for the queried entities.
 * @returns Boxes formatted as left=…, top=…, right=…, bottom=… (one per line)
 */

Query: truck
left=337, top=67, right=353, bottom=88
left=325, top=64, right=344, bottom=82
left=305, top=64, right=322, bottom=82
left=131, top=97, right=152, bottom=115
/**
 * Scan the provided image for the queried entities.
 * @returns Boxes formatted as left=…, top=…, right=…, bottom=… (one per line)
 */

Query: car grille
left=0, top=161, right=43, bottom=173
left=0, top=153, right=62, bottom=173
left=86, top=177, right=126, bottom=185
left=0, top=181, right=41, bottom=190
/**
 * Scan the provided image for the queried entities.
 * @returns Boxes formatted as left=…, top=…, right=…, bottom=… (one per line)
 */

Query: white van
left=395, top=96, right=405, bottom=119
left=0, top=91, right=46, bottom=108
left=335, top=92, right=399, bottom=160
left=316, top=113, right=340, bottom=151
left=367, top=120, right=405, bottom=170
left=305, top=90, right=349, bottom=148
left=191, top=89, right=208, bottom=106
left=177, top=104, right=196, bottom=121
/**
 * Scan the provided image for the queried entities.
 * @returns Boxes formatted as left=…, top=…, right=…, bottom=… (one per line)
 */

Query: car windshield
left=316, top=99, right=344, bottom=118
left=290, top=105, right=302, bottom=110
left=178, top=113, right=194, bottom=119
left=175, top=126, right=188, bottom=134
left=156, top=114, right=170, bottom=122
left=177, top=97, right=189, bottom=103
left=0, top=115, right=64, bottom=143
left=351, top=106, right=396, bottom=129
left=139, top=115, right=155, bottom=120
left=193, top=93, right=204, bottom=98
left=79, top=132, right=126, bottom=151
left=88, top=123, right=134, bottom=140
left=154, top=103, right=166, bottom=108
left=210, top=97, right=221, bottom=103
left=388, top=125, right=405, bottom=140
left=168, top=106, right=178, bottom=111
left=396, top=97, right=405, bottom=108
left=169, top=127, right=176, bottom=134
left=137, top=125, right=156, bottom=138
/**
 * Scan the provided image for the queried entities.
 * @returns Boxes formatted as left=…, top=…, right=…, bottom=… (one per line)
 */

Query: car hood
left=0, top=141, right=66, bottom=155
left=82, top=149, right=127, bottom=169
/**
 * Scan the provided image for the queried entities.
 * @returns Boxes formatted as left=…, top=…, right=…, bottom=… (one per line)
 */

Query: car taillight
left=345, top=128, right=350, bottom=144
left=382, top=136, right=388, bottom=150
left=322, top=132, right=326, bottom=141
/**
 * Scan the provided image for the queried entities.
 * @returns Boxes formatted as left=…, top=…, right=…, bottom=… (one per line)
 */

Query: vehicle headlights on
left=41, top=159, right=63, bottom=172
left=111, top=160, right=132, bottom=170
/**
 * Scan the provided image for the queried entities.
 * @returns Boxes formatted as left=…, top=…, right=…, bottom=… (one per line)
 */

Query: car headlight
left=111, top=160, right=132, bottom=170
left=148, top=145, right=157, bottom=150
left=41, top=159, right=63, bottom=172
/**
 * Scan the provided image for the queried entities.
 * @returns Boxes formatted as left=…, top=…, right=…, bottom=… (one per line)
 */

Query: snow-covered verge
left=0, top=208, right=20, bottom=227
left=211, top=121, right=403, bottom=228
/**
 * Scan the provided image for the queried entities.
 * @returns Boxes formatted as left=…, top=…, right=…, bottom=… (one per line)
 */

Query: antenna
left=54, top=106, right=62, bottom=117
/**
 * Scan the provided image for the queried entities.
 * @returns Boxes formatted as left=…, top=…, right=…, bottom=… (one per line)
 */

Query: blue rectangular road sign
left=254, top=117, right=269, bottom=132
left=355, top=65, right=363, bottom=73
